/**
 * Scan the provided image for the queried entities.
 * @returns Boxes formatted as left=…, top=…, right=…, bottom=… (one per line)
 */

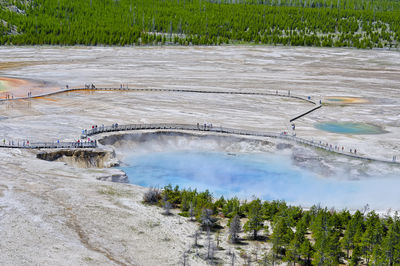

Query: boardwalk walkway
left=0, top=86, right=317, bottom=103
left=290, top=104, right=322, bottom=122
left=0, top=86, right=323, bottom=150
left=0, top=141, right=96, bottom=149
left=2, top=86, right=396, bottom=164
left=0, top=87, right=320, bottom=121
left=82, top=123, right=399, bottom=165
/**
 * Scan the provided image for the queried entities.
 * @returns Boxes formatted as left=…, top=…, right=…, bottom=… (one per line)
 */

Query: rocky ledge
left=36, top=148, right=119, bottom=168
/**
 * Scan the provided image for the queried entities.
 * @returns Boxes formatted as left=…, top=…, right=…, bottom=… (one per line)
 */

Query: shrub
left=143, top=187, right=161, bottom=204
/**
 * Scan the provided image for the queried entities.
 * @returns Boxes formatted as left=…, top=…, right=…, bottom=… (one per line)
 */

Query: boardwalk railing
left=82, top=123, right=399, bottom=165
left=0, top=87, right=318, bottom=105
left=290, top=104, right=322, bottom=122
left=0, top=141, right=96, bottom=149
left=83, top=123, right=281, bottom=139
left=1, top=87, right=321, bottom=123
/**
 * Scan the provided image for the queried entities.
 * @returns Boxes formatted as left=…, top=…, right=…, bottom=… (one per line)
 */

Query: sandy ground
left=0, top=46, right=399, bottom=265
left=0, top=149, right=204, bottom=265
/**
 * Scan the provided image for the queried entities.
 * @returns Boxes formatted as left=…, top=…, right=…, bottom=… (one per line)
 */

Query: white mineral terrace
left=0, top=46, right=399, bottom=265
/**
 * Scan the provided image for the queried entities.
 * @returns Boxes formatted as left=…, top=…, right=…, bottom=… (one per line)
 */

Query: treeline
left=145, top=184, right=400, bottom=265
left=1, top=0, right=400, bottom=48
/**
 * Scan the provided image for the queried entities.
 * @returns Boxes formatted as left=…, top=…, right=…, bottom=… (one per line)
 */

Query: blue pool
left=315, top=122, right=386, bottom=135
left=121, top=151, right=400, bottom=209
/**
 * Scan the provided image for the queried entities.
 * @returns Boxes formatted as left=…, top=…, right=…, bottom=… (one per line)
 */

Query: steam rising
left=113, top=132, right=400, bottom=211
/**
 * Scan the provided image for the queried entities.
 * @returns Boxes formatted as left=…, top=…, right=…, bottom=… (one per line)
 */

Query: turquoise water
left=326, top=98, right=345, bottom=102
left=121, top=151, right=400, bottom=209
left=315, top=122, right=386, bottom=135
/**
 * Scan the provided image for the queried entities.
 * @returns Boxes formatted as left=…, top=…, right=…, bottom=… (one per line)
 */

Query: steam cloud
left=117, top=133, right=400, bottom=212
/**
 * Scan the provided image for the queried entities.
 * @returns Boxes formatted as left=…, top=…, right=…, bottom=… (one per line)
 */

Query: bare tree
left=193, top=230, right=200, bottom=247
left=143, top=187, right=161, bottom=204
left=163, top=200, right=172, bottom=215
left=206, top=229, right=215, bottom=261
left=189, top=202, right=195, bottom=221
left=229, top=214, right=241, bottom=243
left=246, top=253, right=252, bottom=266
left=216, top=230, right=221, bottom=249
left=362, top=203, right=370, bottom=215
left=230, top=250, right=236, bottom=266
left=182, top=249, right=189, bottom=266
left=201, top=208, right=215, bottom=231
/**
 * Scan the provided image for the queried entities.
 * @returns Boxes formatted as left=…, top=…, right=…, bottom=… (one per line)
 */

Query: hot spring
left=121, top=150, right=400, bottom=210
left=315, top=122, right=387, bottom=135
left=324, top=97, right=368, bottom=104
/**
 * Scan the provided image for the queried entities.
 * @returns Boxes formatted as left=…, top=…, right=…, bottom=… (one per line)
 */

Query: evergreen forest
left=1, top=0, right=400, bottom=48
left=145, top=185, right=400, bottom=265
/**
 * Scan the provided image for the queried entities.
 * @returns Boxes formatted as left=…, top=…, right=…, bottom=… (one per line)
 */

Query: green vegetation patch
left=148, top=184, right=400, bottom=265
left=0, top=0, right=399, bottom=48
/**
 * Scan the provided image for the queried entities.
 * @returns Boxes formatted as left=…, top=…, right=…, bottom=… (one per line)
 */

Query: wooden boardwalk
left=290, top=104, right=322, bottom=122
left=0, top=141, right=96, bottom=149
left=0, top=86, right=317, bottom=103
left=1, top=86, right=321, bottom=123
left=2, top=86, right=396, bottom=165
left=83, top=123, right=399, bottom=165
left=0, top=87, right=323, bottom=150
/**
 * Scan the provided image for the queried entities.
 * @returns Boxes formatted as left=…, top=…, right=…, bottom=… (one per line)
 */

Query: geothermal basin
left=114, top=132, right=400, bottom=210
left=1, top=46, right=400, bottom=265
left=1, top=46, right=400, bottom=210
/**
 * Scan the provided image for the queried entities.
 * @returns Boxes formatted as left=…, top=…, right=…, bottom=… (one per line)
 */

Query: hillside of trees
left=145, top=185, right=400, bottom=265
left=1, top=0, right=400, bottom=48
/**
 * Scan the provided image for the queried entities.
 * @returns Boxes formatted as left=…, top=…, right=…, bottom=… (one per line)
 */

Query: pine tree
left=299, top=239, right=313, bottom=264
left=244, top=199, right=264, bottom=240
left=341, top=210, right=364, bottom=258
left=229, top=214, right=242, bottom=243
left=271, top=216, right=294, bottom=259
left=381, top=216, right=400, bottom=265
left=360, top=211, right=383, bottom=265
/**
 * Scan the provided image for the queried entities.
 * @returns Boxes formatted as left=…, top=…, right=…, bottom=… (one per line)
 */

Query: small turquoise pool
left=326, top=98, right=346, bottom=102
left=121, top=151, right=400, bottom=209
left=315, top=122, right=386, bottom=135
